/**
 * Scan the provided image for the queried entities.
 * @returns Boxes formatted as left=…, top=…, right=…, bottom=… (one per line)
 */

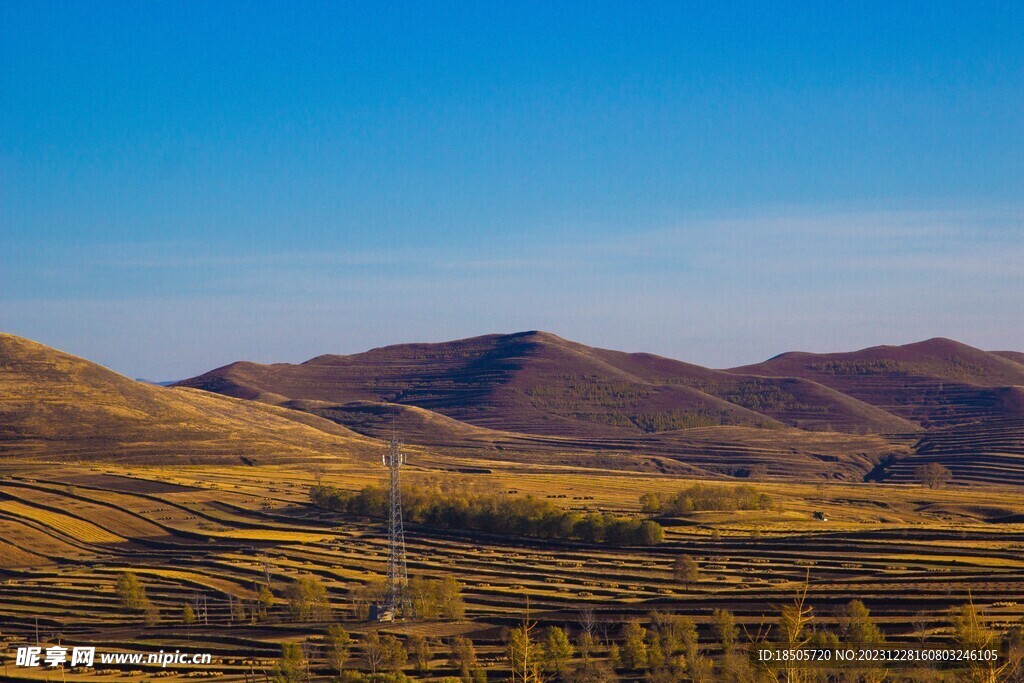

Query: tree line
left=113, top=570, right=466, bottom=627
left=640, top=483, right=774, bottom=515
left=310, top=484, right=664, bottom=545
left=266, top=598, right=1023, bottom=683
left=113, top=569, right=1022, bottom=682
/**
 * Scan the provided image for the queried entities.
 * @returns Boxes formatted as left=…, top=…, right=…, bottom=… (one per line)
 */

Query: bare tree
left=577, top=608, right=597, bottom=663
left=308, top=464, right=326, bottom=487
left=916, top=462, right=952, bottom=489
left=578, top=608, right=596, bottom=638
left=912, top=611, right=931, bottom=645
left=363, top=632, right=386, bottom=676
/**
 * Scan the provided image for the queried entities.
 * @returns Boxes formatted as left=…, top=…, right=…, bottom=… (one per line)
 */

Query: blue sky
left=2, top=2, right=1022, bottom=379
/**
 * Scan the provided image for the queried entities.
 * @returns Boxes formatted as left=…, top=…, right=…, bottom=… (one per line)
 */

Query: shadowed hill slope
left=177, top=331, right=915, bottom=437
left=730, top=337, right=1024, bottom=428
left=280, top=398, right=902, bottom=480
left=0, top=333, right=377, bottom=464
left=883, top=412, right=1024, bottom=487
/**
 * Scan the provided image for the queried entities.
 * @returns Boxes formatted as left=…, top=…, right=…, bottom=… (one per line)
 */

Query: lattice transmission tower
left=383, top=437, right=411, bottom=617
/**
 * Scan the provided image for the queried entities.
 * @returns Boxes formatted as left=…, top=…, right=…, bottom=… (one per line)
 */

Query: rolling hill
left=0, top=333, right=377, bottom=464
left=176, top=331, right=916, bottom=438
left=729, top=337, right=1024, bottom=428
left=175, top=332, right=1024, bottom=485
left=276, top=398, right=902, bottom=480
left=6, top=330, right=1021, bottom=484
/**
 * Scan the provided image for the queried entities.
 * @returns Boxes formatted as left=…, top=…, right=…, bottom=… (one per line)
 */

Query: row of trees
left=117, top=570, right=466, bottom=627
left=505, top=600, right=1024, bottom=683
left=275, top=624, right=572, bottom=683
left=350, top=577, right=466, bottom=621
left=283, top=574, right=467, bottom=623
left=310, top=484, right=664, bottom=545
left=639, top=483, right=774, bottom=515
left=117, top=570, right=265, bottom=629
left=268, top=598, right=1022, bottom=683
left=273, top=627, right=483, bottom=683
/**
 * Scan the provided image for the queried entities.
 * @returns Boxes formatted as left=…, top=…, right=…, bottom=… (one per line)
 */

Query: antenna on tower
left=381, top=436, right=410, bottom=619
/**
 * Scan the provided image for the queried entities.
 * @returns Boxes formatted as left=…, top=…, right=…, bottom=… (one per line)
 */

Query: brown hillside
left=282, top=399, right=514, bottom=448
left=992, top=350, right=1024, bottom=366
left=177, top=331, right=914, bottom=437
left=0, top=333, right=377, bottom=464
left=278, top=398, right=900, bottom=481
left=729, top=337, right=1024, bottom=427
left=885, top=409, right=1024, bottom=487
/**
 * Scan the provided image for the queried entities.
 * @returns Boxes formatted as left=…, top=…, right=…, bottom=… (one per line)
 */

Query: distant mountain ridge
left=177, top=331, right=1024, bottom=439
left=3, top=330, right=1022, bottom=484
left=730, top=337, right=1024, bottom=427
left=172, top=332, right=1024, bottom=485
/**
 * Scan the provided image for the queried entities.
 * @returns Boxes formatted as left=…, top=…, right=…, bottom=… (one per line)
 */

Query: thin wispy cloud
left=31, top=207, right=1022, bottom=279
left=3, top=206, right=1021, bottom=379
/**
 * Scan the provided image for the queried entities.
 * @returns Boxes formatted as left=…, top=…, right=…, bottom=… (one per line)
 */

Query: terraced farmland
left=1, top=457, right=1023, bottom=682
left=885, top=418, right=1024, bottom=487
